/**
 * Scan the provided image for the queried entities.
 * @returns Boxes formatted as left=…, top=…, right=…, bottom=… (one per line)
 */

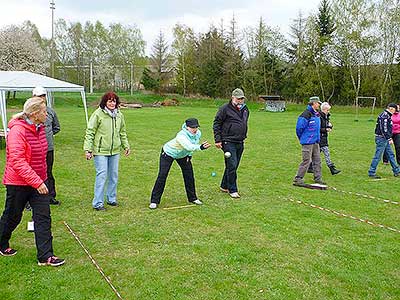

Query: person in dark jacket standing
left=213, top=88, right=249, bottom=198
left=368, top=103, right=400, bottom=178
left=32, top=87, right=61, bottom=205
left=319, top=102, right=341, bottom=175
left=293, top=96, right=325, bottom=186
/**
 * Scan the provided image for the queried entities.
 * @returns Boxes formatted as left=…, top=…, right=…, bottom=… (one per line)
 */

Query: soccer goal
left=354, top=96, right=377, bottom=122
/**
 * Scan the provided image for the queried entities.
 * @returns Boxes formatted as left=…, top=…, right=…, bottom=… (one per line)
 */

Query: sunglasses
left=107, top=99, right=117, bottom=103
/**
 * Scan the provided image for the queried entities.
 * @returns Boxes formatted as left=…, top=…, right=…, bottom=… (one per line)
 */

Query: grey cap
left=232, top=88, right=246, bottom=99
left=309, top=96, right=321, bottom=104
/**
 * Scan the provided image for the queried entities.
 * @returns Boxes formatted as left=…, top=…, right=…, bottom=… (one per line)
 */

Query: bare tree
left=377, top=0, right=400, bottom=103
left=333, top=0, right=377, bottom=101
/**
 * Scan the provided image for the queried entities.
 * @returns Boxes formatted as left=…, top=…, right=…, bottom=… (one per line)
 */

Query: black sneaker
left=38, top=256, right=65, bottom=267
left=369, top=174, right=381, bottom=179
left=0, top=247, right=17, bottom=256
left=106, top=202, right=118, bottom=206
left=49, top=198, right=60, bottom=205
left=94, top=206, right=106, bottom=211
left=394, top=173, right=400, bottom=177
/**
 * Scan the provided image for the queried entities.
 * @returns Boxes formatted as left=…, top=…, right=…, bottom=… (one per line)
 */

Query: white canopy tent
left=0, top=71, right=88, bottom=137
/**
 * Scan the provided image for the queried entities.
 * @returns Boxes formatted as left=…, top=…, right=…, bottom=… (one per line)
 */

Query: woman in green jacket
left=84, top=92, right=130, bottom=210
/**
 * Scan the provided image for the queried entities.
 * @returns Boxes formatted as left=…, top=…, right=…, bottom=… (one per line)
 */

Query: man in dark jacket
left=293, top=96, right=325, bottom=186
left=368, top=103, right=400, bottom=178
left=213, top=88, right=249, bottom=198
left=33, top=86, right=61, bottom=205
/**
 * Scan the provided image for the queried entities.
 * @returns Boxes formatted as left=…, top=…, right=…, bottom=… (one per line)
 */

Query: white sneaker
left=192, top=199, right=203, bottom=205
left=149, top=203, right=158, bottom=209
left=27, top=221, right=34, bottom=232
left=229, top=192, right=240, bottom=198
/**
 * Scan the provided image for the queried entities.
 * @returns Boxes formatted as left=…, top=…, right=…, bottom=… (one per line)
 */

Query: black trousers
left=46, top=150, right=56, bottom=199
left=151, top=150, right=197, bottom=204
left=221, top=141, right=244, bottom=193
left=0, top=185, right=54, bottom=262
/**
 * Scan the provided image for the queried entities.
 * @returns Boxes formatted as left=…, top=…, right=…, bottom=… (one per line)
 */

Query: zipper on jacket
left=110, top=116, right=115, bottom=155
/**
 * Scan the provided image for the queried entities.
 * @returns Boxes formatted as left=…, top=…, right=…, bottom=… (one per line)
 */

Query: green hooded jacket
left=83, top=107, right=130, bottom=155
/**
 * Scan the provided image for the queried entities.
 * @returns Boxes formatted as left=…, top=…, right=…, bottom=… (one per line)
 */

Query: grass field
left=0, top=93, right=399, bottom=300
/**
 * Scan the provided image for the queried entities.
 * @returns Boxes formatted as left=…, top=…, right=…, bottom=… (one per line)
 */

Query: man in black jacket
left=213, top=88, right=249, bottom=198
left=368, top=103, right=400, bottom=178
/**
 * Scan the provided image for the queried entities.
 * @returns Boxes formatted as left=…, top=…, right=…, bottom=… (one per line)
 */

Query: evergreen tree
left=150, top=30, right=172, bottom=93
left=195, top=27, right=225, bottom=97
left=221, top=14, right=245, bottom=97
left=141, top=67, right=159, bottom=90
left=317, top=0, right=336, bottom=39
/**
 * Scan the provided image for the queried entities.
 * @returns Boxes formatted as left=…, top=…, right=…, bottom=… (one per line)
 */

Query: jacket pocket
left=98, top=137, right=102, bottom=152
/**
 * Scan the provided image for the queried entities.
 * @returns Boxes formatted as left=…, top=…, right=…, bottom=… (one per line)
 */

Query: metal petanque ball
left=211, top=172, right=216, bottom=177
left=224, top=152, right=231, bottom=158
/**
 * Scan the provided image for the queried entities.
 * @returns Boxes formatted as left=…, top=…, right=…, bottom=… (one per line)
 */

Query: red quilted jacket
left=2, top=118, right=48, bottom=188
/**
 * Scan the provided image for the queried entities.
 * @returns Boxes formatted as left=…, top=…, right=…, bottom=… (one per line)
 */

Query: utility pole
left=130, top=62, right=134, bottom=96
left=50, top=0, right=56, bottom=77
left=90, top=61, right=93, bottom=94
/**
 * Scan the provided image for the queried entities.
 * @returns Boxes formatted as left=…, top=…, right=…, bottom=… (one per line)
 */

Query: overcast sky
left=0, top=0, right=321, bottom=54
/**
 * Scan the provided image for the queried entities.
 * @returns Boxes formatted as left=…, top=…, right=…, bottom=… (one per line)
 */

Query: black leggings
left=150, top=150, right=197, bottom=204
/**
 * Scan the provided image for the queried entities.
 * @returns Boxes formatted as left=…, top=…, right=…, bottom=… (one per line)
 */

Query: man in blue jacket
left=368, top=103, right=400, bottom=178
left=293, top=97, right=325, bottom=186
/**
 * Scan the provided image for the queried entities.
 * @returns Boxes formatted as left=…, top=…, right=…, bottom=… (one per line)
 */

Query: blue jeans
left=368, top=136, right=400, bottom=176
left=93, top=154, right=120, bottom=208
left=221, top=142, right=244, bottom=193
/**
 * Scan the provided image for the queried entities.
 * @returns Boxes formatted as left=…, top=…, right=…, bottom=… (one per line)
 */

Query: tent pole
left=0, top=91, right=8, bottom=138
left=81, top=90, right=89, bottom=125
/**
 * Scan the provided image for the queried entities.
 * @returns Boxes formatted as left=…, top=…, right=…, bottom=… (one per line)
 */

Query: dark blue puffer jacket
left=296, top=105, right=321, bottom=145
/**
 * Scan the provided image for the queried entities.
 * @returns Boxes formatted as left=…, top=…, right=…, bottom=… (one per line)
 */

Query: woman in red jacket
left=0, top=97, right=64, bottom=267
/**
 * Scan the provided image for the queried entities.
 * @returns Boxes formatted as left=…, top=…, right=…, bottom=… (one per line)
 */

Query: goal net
left=354, top=96, right=377, bottom=122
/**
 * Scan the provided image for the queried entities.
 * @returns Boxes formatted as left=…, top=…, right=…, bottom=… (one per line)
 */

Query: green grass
left=0, top=95, right=399, bottom=300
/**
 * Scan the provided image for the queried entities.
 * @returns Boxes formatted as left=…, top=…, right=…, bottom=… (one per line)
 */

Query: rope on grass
left=280, top=197, right=400, bottom=234
left=63, top=221, right=124, bottom=300
left=329, top=186, right=400, bottom=205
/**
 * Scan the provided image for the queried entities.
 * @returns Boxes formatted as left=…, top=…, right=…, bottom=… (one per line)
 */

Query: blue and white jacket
left=375, top=109, right=393, bottom=140
left=296, top=105, right=321, bottom=145
left=163, top=123, right=202, bottom=159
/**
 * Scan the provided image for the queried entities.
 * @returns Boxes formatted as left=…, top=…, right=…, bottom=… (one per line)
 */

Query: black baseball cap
left=387, top=103, right=398, bottom=110
left=185, top=118, right=200, bottom=128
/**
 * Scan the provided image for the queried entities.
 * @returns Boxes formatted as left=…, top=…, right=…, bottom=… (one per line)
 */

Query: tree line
left=0, top=0, right=399, bottom=105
